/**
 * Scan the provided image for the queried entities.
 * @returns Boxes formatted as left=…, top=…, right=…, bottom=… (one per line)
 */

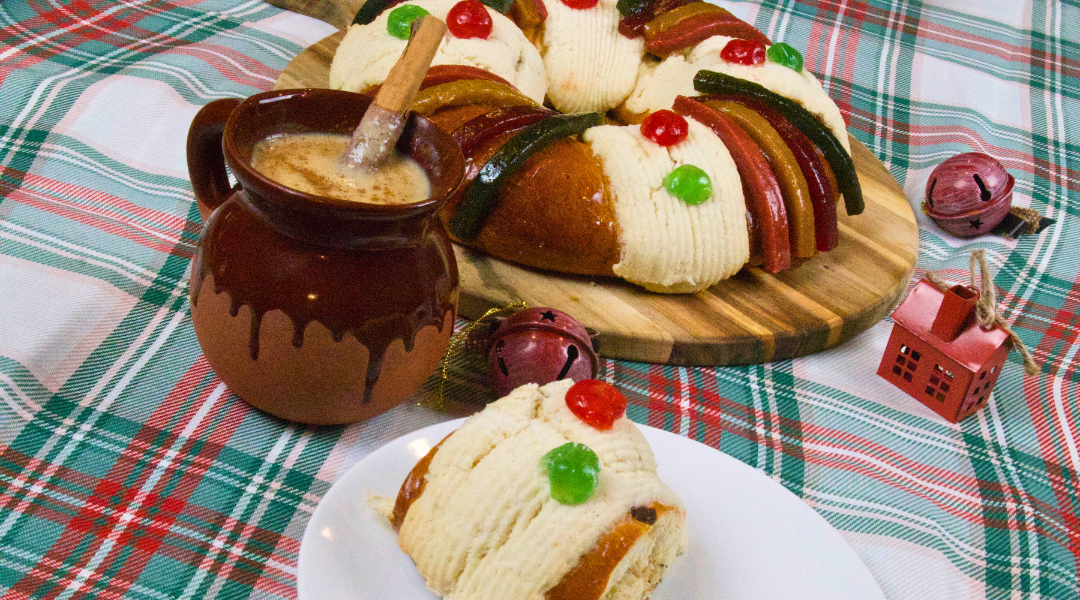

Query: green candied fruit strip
left=692, top=69, right=864, bottom=216
left=387, top=4, right=430, bottom=39
left=616, top=0, right=650, bottom=17
left=766, top=42, right=803, bottom=72
left=481, top=0, right=517, bottom=13
left=664, top=164, right=712, bottom=205
left=353, top=0, right=398, bottom=25
left=542, top=442, right=600, bottom=505
left=449, top=112, right=604, bottom=241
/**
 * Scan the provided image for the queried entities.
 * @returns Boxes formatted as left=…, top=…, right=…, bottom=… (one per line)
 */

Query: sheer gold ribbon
left=428, top=301, right=529, bottom=411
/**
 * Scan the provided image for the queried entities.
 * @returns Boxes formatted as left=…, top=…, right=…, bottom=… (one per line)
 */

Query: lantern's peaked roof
left=892, top=279, right=1010, bottom=372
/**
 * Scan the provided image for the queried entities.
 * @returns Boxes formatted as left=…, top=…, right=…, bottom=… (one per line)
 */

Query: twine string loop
left=924, top=250, right=1037, bottom=376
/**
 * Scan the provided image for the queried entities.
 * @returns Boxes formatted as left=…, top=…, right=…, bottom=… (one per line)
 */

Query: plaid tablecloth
left=0, top=0, right=1077, bottom=598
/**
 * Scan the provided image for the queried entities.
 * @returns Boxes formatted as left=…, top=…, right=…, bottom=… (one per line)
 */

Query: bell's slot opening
left=495, top=340, right=510, bottom=376
left=973, top=174, right=992, bottom=201
left=557, top=345, right=580, bottom=380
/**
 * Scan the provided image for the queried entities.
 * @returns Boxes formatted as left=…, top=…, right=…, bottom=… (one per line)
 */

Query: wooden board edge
left=266, top=0, right=362, bottom=30
left=275, top=30, right=345, bottom=91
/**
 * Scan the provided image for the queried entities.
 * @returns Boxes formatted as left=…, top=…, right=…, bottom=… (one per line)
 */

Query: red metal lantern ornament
left=876, top=249, right=1039, bottom=423
left=486, top=307, right=599, bottom=396
left=923, top=152, right=1014, bottom=237
left=877, top=279, right=1009, bottom=423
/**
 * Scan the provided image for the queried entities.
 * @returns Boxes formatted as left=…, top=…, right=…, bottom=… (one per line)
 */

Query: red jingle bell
left=923, top=152, right=1014, bottom=238
left=487, top=308, right=599, bottom=397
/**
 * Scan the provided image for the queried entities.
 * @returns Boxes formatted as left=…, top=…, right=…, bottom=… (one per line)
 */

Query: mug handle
left=187, top=98, right=242, bottom=222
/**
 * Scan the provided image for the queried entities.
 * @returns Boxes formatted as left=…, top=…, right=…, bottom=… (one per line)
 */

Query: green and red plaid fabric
left=0, top=0, right=1077, bottom=598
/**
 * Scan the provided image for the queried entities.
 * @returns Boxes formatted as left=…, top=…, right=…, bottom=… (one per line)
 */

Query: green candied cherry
left=663, top=164, right=712, bottom=205
left=387, top=4, right=431, bottom=39
left=542, top=442, right=600, bottom=505
left=767, top=42, right=803, bottom=72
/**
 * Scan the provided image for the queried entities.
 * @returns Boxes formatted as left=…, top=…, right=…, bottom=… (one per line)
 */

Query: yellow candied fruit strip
left=412, top=80, right=538, bottom=115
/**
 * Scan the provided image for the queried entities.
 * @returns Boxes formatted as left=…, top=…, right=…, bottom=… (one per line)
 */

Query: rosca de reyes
left=330, top=0, right=864, bottom=293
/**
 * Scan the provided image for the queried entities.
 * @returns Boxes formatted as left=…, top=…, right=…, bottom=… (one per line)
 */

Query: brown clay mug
left=186, top=88, right=464, bottom=425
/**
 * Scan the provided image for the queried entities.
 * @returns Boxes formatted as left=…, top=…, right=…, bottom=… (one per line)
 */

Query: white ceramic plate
left=298, top=419, right=886, bottom=600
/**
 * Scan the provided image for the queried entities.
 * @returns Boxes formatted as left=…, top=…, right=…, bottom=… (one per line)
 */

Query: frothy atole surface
left=251, top=133, right=431, bottom=204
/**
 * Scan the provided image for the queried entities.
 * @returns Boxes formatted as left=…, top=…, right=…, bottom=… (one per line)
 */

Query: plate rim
left=297, top=419, right=886, bottom=600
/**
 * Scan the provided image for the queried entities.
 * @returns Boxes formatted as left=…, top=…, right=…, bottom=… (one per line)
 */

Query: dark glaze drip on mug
left=190, top=198, right=455, bottom=404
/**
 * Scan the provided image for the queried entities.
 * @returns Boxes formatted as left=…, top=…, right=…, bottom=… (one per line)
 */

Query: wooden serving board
left=265, top=0, right=363, bottom=30
left=274, top=31, right=919, bottom=366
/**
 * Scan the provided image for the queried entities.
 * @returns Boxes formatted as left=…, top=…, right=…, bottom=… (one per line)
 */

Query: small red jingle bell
left=923, top=153, right=1014, bottom=238
left=487, top=308, right=599, bottom=397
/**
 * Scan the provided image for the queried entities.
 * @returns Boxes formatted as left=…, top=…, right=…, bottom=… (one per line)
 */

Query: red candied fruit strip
left=702, top=94, right=839, bottom=252
left=533, top=0, right=548, bottom=19
left=673, top=95, right=791, bottom=272
left=618, top=12, right=653, bottom=38
left=645, top=12, right=771, bottom=57
left=522, top=0, right=548, bottom=21
left=617, top=0, right=699, bottom=39
left=451, top=104, right=554, bottom=158
left=421, top=65, right=514, bottom=90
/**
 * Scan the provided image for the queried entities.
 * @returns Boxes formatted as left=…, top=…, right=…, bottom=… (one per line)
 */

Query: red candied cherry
left=720, top=38, right=766, bottom=66
left=640, top=110, right=689, bottom=147
left=566, top=379, right=628, bottom=430
left=447, top=0, right=493, bottom=39
left=561, top=0, right=599, bottom=9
